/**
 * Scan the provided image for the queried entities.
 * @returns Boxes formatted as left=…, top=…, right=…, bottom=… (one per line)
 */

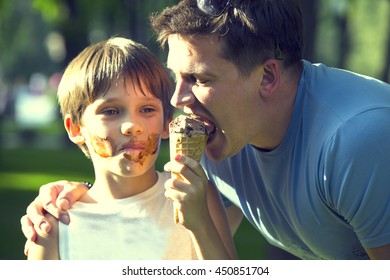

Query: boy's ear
left=64, top=114, right=85, bottom=144
left=259, top=59, right=280, bottom=98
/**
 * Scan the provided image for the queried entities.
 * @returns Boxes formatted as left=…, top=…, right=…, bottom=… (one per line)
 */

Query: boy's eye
left=141, top=107, right=155, bottom=113
left=101, top=108, right=119, bottom=115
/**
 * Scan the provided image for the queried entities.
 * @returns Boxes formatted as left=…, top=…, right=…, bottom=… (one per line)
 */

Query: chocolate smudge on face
left=123, top=133, right=160, bottom=165
left=91, top=135, right=116, bottom=158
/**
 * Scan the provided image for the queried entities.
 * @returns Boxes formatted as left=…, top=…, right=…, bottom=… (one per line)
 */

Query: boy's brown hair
left=57, top=37, right=174, bottom=157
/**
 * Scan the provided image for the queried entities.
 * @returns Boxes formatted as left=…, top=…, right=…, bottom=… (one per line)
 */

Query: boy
left=27, top=37, right=236, bottom=260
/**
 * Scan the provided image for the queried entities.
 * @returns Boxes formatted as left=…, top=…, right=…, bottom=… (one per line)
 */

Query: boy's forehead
left=96, top=77, right=150, bottom=98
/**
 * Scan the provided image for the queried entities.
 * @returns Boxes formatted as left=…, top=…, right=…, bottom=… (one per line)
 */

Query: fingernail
left=60, top=213, right=70, bottom=225
left=175, top=154, right=181, bottom=161
left=39, top=221, right=49, bottom=233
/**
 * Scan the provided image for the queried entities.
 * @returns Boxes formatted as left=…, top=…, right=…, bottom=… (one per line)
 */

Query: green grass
left=0, top=141, right=268, bottom=260
left=0, top=144, right=93, bottom=260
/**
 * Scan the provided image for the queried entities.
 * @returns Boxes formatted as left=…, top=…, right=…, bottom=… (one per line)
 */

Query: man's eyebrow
left=167, top=66, right=213, bottom=78
left=191, top=67, right=218, bottom=79
left=166, top=58, right=216, bottom=78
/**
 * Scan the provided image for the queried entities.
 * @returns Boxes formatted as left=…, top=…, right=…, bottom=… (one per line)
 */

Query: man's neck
left=251, top=61, right=303, bottom=151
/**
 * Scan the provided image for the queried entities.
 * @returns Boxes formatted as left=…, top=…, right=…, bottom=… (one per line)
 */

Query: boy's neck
left=81, top=167, right=159, bottom=203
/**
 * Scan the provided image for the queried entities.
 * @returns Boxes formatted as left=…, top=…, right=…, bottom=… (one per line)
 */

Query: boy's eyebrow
left=95, top=97, right=120, bottom=103
left=97, top=95, right=161, bottom=104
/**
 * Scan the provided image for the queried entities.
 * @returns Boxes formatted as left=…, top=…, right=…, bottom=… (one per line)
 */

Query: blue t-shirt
left=202, top=61, right=390, bottom=259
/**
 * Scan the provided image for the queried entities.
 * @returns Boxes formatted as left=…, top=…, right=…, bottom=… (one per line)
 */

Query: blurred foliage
left=0, top=0, right=389, bottom=84
left=33, top=0, right=66, bottom=23
left=0, top=0, right=179, bottom=82
left=315, top=0, right=390, bottom=79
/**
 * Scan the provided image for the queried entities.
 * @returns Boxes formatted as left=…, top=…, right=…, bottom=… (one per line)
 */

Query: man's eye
left=196, top=79, right=209, bottom=85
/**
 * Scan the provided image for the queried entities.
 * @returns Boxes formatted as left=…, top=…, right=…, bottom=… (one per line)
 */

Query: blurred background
left=0, top=0, right=389, bottom=260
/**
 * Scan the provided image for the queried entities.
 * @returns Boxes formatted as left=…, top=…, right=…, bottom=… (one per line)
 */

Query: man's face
left=167, top=34, right=264, bottom=161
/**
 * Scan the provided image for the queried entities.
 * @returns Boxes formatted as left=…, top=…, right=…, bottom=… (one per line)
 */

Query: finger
left=164, top=157, right=192, bottom=175
left=39, top=182, right=65, bottom=218
left=164, top=178, right=188, bottom=201
left=40, top=180, right=88, bottom=224
left=165, top=174, right=208, bottom=209
left=165, top=187, right=179, bottom=201
left=172, top=155, right=205, bottom=177
left=164, top=177, right=190, bottom=193
left=56, top=181, right=88, bottom=211
left=175, top=155, right=206, bottom=177
left=163, top=162, right=172, bottom=172
left=166, top=160, right=190, bottom=179
left=24, top=240, right=32, bottom=257
left=20, top=215, right=35, bottom=242
left=165, top=187, right=191, bottom=211
left=26, top=198, right=52, bottom=234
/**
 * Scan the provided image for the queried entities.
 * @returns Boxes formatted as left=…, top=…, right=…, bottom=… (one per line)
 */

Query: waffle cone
left=170, top=132, right=207, bottom=224
left=169, top=133, right=207, bottom=162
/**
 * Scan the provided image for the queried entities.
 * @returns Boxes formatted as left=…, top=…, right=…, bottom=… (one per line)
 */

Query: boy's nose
left=171, top=79, right=196, bottom=109
left=121, top=121, right=143, bottom=136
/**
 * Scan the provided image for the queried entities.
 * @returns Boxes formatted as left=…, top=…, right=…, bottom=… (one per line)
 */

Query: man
left=21, top=0, right=390, bottom=259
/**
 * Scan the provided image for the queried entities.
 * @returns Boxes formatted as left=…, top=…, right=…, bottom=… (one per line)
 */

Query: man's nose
left=171, top=78, right=196, bottom=108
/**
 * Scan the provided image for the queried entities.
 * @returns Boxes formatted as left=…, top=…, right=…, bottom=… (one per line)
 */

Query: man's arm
left=20, top=180, right=88, bottom=256
left=225, top=204, right=244, bottom=236
left=164, top=155, right=238, bottom=259
left=205, top=182, right=238, bottom=259
left=365, top=244, right=390, bottom=260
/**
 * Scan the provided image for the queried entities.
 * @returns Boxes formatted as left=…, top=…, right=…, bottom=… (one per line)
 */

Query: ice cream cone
left=169, top=115, right=208, bottom=223
left=169, top=132, right=208, bottom=162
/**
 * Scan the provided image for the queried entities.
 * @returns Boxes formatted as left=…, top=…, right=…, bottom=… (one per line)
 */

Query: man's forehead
left=168, top=35, right=190, bottom=57
left=167, top=34, right=222, bottom=71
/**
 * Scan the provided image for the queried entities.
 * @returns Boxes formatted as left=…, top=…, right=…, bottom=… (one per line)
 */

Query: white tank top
left=59, top=172, right=197, bottom=259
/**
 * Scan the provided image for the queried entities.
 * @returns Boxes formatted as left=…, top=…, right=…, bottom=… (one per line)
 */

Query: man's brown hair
left=151, top=0, right=303, bottom=76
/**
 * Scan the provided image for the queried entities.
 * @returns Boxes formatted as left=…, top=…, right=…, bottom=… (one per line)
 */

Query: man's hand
left=20, top=180, right=88, bottom=256
left=164, top=154, right=209, bottom=229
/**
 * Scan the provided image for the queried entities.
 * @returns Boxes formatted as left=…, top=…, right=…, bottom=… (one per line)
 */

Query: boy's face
left=69, top=77, right=168, bottom=177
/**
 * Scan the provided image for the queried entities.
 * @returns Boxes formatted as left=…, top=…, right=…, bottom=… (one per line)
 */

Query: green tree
left=32, top=0, right=178, bottom=68
left=0, top=0, right=55, bottom=81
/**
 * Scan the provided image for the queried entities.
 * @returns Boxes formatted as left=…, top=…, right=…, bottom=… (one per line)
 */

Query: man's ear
left=64, top=114, right=85, bottom=144
left=259, top=59, right=280, bottom=98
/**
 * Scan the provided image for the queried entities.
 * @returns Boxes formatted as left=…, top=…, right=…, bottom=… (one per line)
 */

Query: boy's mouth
left=121, top=133, right=160, bottom=165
